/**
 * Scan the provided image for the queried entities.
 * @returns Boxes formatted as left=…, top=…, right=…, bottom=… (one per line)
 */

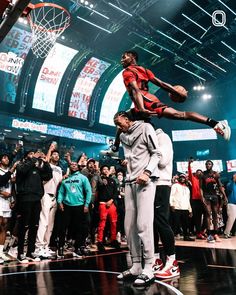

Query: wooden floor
left=0, top=237, right=236, bottom=295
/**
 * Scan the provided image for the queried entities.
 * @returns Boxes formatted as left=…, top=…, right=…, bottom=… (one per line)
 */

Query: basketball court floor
left=0, top=237, right=236, bottom=295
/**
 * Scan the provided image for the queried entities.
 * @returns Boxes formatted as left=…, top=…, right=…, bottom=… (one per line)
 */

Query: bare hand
left=136, top=173, right=150, bottom=185
left=0, top=191, right=11, bottom=198
left=139, top=108, right=157, bottom=116
left=121, top=159, right=128, bottom=166
left=10, top=161, right=20, bottom=173
left=84, top=206, right=89, bottom=213
left=59, top=203, right=64, bottom=211
left=106, top=200, right=113, bottom=208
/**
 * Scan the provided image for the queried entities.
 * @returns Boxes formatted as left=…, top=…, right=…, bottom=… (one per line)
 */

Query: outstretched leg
left=162, top=107, right=231, bottom=140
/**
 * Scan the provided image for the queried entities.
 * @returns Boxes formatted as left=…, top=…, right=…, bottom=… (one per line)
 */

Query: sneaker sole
left=155, top=272, right=180, bottom=279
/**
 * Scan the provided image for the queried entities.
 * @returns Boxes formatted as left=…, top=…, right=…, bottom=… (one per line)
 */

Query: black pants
left=154, top=185, right=175, bottom=256
left=58, top=204, right=89, bottom=250
left=191, top=199, right=205, bottom=234
left=172, top=210, right=190, bottom=236
left=17, top=200, right=41, bottom=256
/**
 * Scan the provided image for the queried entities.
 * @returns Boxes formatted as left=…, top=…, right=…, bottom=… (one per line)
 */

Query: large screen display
left=32, top=43, right=78, bottom=112
left=11, top=117, right=109, bottom=144
left=68, top=57, right=111, bottom=119
left=177, top=160, right=223, bottom=174
left=99, top=71, right=127, bottom=126
left=226, top=160, right=236, bottom=173
left=172, top=129, right=217, bottom=142
left=0, top=26, right=32, bottom=103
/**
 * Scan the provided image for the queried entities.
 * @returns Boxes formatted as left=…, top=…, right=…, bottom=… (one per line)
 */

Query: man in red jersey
left=188, top=159, right=206, bottom=240
left=110, top=50, right=230, bottom=153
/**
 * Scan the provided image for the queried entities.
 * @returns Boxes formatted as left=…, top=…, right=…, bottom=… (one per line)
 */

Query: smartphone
left=18, top=140, right=23, bottom=146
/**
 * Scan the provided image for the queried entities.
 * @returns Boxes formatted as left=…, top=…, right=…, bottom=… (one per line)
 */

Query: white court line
left=0, top=269, right=184, bottom=295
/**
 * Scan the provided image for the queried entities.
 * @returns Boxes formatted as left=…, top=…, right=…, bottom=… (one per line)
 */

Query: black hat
left=100, top=164, right=110, bottom=171
left=87, top=158, right=96, bottom=164
left=23, top=149, right=35, bottom=158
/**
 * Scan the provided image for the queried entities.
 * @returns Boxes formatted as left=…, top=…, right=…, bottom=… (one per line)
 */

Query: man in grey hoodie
left=114, top=111, right=160, bottom=287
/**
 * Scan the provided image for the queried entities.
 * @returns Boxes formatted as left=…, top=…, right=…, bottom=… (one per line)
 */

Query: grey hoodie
left=120, top=121, right=161, bottom=182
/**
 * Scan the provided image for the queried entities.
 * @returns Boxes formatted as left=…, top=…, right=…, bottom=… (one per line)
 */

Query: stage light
left=61, top=35, right=65, bottom=40
left=85, top=1, right=89, bottom=5
left=135, top=44, right=160, bottom=58
left=196, top=53, right=227, bottom=72
left=87, top=7, right=110, bottom=19
left=131, top=32, right=175, bottom=54
left=189, top=0, right=229, bottom=31
left=89, top=4, right=94, bottom=8
left=175, top=64, right=206, bottom=81
left=108, top=2, right=132, bottom=16
left=202, top=94, right=212, bottom=100
left=182, top=13, right=207, bottom=31
left=218, top=0, right=236, bottom=16
left=156, top=30, right=182, bottom=45
left=218, top=53, right=230, bottom=62
left=161, top=17, right=202, bottom=44
left=193, top=85, right=205, bottom=90
left=221, top=41, right=236, bottom=54
left=77, top=16, right=112, bottom=33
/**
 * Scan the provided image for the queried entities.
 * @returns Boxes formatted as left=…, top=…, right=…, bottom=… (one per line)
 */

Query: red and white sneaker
left=154, top=260, right=180, bottom=279
left=152, top=258, right=164, bottom=274
left=214, top=120, right=231, bottom=141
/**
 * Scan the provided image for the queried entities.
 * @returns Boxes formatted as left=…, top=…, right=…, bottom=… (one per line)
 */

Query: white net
left=28, top=3, right=70, bottom=58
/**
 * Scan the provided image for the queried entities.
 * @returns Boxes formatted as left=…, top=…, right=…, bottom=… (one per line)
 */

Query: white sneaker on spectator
left=17, top=255, right=29, bottom=264
left=0, top=253, right=11, bottom=262
left=8, top=246, right=18, bottom=259
left=26, top=253, right=41, bottom=262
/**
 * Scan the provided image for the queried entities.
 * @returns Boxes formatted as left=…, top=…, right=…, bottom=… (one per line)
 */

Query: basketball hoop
left=27, top=2, right=70, bottom=58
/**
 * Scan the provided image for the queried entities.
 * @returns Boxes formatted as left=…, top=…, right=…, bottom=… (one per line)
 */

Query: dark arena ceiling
left=44, top=0, right=236, bottom=83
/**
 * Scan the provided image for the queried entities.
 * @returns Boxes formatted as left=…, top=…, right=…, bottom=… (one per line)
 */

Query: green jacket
left=57, top=171, right=91, bottom=207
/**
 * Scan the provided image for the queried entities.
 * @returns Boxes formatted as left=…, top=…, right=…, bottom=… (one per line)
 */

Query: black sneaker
left=183, top=236, right=195, bottom=241
left=57, top=247, right=64, bottom=258
left=17, top=254, right=29, bottom=264
left=26, top=253, right=41, bottom=262
left=80, top=246, right=91, bottom=256
left=109, top=240, right=121, bottom=249
left=97, top=242, right=105, bottom=252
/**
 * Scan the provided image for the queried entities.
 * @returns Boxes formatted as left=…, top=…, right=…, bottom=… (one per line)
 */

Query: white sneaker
left=45, top=247, right=56, bottom=255
left=0, top=253, right=11, bottom=262
left=8, top=246, right=18, bottom=259
left=214, top=120, right=231, bottom=141
left=17, top=255, right=29, bottom=264
left=26, top=254, right=41, bottom=262
left=34, top=248, right=52, bottom=258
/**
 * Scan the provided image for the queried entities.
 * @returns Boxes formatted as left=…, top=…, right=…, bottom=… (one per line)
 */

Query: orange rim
left=27, top=2, right=70, bottom=32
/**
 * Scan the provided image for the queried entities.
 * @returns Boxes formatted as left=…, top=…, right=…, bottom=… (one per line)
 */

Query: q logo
left=212, top=10, right=226, bottom=27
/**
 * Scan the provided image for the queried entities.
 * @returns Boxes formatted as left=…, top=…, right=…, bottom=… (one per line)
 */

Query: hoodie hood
left=127, top=120, right=144, bottom=134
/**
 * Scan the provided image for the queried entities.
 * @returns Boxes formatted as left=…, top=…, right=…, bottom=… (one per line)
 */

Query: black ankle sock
left=206, top=118, right=218, bottom=128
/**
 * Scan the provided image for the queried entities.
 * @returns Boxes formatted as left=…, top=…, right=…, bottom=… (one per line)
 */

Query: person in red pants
left=96, top=165, right=119, bottom=252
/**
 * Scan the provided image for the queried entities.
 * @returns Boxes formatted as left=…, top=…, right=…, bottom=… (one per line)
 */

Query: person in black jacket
left=16, top=150, right=52, bottom=263
left=96, top=165, right=119, bottom=252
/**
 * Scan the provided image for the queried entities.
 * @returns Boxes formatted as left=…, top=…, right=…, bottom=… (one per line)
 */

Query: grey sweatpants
left=125, top=181, right=155, bottom=265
